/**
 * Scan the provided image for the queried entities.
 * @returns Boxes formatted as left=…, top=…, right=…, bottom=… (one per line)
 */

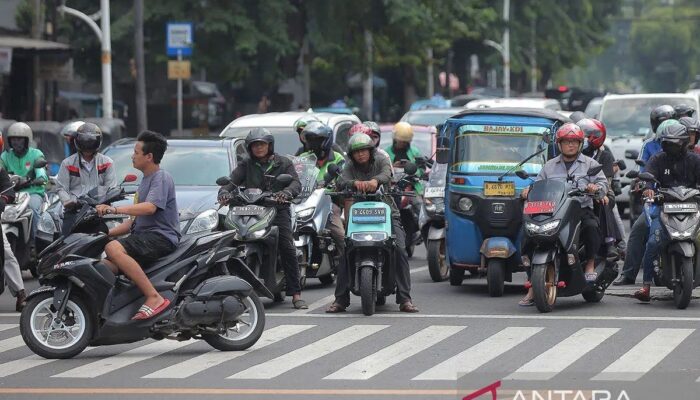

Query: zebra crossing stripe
left=592, top=328, right=694, bottom=381
left=143, top=325, right=315, bottom=379
left=505, top=327, right=619, bottom=381
left=0, top=324, right=18, bottom=332
left=324, top=325, right=466, bottom=380
left=0, top=335, right=25, bottom=354
left=412, top=327, right=543, bottom=381
left=228, top=325, right=389, bottom=380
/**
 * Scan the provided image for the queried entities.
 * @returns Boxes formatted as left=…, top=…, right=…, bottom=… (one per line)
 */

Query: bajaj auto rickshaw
left=441, top=108, right=568, bottom=296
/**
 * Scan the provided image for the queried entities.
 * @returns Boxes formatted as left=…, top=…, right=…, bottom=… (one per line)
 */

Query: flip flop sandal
left=293, top=299, right=308, bottom=310
left=132, top=299, right=171, bottom=320
left=325, top=303, right=347, bottom=313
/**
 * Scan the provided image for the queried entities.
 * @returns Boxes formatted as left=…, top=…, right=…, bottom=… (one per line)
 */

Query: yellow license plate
left=483, top=182, right=515, bottom=197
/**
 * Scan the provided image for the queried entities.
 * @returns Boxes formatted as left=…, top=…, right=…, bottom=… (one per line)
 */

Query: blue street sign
left=166, top=22, right=193, bottom=57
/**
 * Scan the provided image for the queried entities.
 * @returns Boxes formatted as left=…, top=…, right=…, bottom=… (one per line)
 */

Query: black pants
left=580, top=208, right=601, bottom=262
left=335, top=217, right=412, bottom=306
left=273, top=208, right=302, bottom=295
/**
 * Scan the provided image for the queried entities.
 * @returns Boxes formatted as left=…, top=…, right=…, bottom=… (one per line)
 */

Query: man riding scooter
left=218, top=128, right=308, bottom=309
left=1, top=122, right=48, bottom=254
left=635, top=123, right=700, bottom=302
left=348, top=122, right=394, bottom=173
left=519, top=123, right=607, bottom=306
left=326, top=133, right=419, bottom=313
left=56, top=122, right=117, bottom=236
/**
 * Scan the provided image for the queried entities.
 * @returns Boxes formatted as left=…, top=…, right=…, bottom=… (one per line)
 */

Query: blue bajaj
left=440, top=109, right=567, bottom=296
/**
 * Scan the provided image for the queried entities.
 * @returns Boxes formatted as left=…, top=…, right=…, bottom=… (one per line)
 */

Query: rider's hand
left=273, top=190, right=292, bottom=204
left=521, top=187, right=530, bottom=199
left=217, top=191, right=232, bottom=204
left=63, top=200, right=77, bottom=210
left=354, top=180, right=367, bottom=192
left=585, top=183, right=600, bottom=194
left=95, top=204, right=113, bottom=217
left=366, top=179, right=379, bottom=193
left=643, top=189, right=655, bottom=199
left=600, top=196, right=610, bottom=206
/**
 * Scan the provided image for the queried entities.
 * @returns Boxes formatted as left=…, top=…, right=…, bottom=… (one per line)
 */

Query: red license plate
left=524, top=201, right=556, bottom=215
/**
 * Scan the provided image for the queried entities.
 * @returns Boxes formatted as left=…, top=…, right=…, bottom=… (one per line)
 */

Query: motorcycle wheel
left=532, top=263, right=557, bottom=313
left=203, top=293, right=265, bottom=351
left=427, top=240, right=448, bottom=282
left=486, top=259, right=505, bottom=297
left=360, top=267, right=376, bottom=316
left=375, top=294, right=386, bottom=306
left=449, top=267, right=465, bottom=286
left=20, top=292, right=92, bottom=359
left=319, top=274, right=335, bottom=285
left=673, top=257, right=694, bottom=310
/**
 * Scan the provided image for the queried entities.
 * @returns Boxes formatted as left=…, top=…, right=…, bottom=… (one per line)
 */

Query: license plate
left=352, top=207, right=387, bottom=224
left=663, top=203, right=698, bottom=214
left=484, top=181, right=515, bottom=197
left=230, top=206, right=266, bottom=216
left=524, top=201, right=556, bottom=215
left=424, top=186, right=445, bottom=198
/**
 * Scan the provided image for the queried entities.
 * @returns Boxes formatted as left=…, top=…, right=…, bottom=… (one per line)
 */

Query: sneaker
left=634, top=287, right=651, bottom=302
left=613, top=275, right=635, bottom=286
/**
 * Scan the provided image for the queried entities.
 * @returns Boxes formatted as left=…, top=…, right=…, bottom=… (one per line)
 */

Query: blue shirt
left=133, top=169, right=181, bottom=245
left=639, top=139, right=662, bottom=172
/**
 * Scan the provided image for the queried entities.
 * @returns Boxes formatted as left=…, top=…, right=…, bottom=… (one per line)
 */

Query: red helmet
left=555, top=123, right=585, bottom=152
left=348, top=123, right=372, bottom=137
left=576, top=118, right=606, bottom=149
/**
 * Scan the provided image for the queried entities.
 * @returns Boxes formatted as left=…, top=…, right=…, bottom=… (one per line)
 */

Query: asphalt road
left=0, top=246, right=698, bottom=400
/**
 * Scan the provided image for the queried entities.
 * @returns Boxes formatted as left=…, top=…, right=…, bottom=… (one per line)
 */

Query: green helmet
left=293, top=115, right=321, bottom=135
left=656, top=119, right=679, bottom=139
left=347, top=132, right=375, bottom=154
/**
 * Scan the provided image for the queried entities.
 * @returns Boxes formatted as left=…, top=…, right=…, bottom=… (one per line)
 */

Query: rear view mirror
left=615, top=159, right=627, bottom=171
left=635, top=159, right=646, bottom=167
left=275, top=174, right=293, bottom=187
left=626, top=170, right=639, bottom=179
left=638, top=172, right=657, bottom=182
left=325, top=164, right=341, bottom=184
left=625, top=149, right=639, bottom=160
left=404, top=162, right=418, bottom=176
left=515, top=169, right=530, bottom=180
left=216, top=176, right=232, bottom=186
left=123, top=174, right=137, bottom=183
left=587, top=165, right=603, bottom=176
left=33, top=158, right=48, bottom=169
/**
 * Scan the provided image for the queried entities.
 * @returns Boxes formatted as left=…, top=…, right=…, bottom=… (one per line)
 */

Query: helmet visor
left=76, top=132, right=101, bottom=152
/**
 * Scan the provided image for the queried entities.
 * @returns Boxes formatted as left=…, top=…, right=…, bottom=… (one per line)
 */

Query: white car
left=599, top=93, right=700, bottom=219
left=465, top=98, right=562, bottom=111
left=219, top=111, right=360, bottom=156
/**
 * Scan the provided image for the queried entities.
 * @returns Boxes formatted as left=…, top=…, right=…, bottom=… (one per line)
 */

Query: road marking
left=505, top=327, right=619, bottom=380
left=228, top=324, right=388, bottom=379
left=265, top=312, right=700, bottom=322
left=324, top=325, right=466, bottom=380
left=53, top=339, right=196, bottom=378
left=592, top=328, right=694, bottom=381
left=0, top=335, right=25, bottom=353
left=143, top=325, right=315, bottom=379
left=413, top=327, right=543, bottom=381
left=0, top=324, right=18, bottom=332
left=0, top=313, right=19, bottom=317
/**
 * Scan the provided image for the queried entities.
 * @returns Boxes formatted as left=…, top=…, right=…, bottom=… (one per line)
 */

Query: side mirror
left=33, top=158, right=48, bottom=169
left=635, top=159, right=646, bottom=167
left=404, top=162, right=418, bottom=176
left=615, top=159, right=627, bottom=171
left=123, top=174, right=138, bottom=183
left=625, top=149, right=639, bottom=160
left=275, top=174, right=293, bottom=187
left=587, top=165, right=603, bottom=176
left=325, top=163, right=341, bottom=183
left=542, top=131, right=551, bottom=144
left=216, top=176, right=232, bottom=186
left=638, top=172, right=657, bottom=182
left=436, top=135, right=450, bottom=164
left=626, top=170, right=639, bottom=179
left=515, top=169, right=530, bottom=180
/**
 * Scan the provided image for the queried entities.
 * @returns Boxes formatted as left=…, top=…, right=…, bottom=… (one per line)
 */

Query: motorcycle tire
left=486, top=259, right=505, bottom=297
left=532, top=263, right=557, bottom=313
left=673, top=257, right=694, bottom=310
left=318, top=274, right=335, bottom=285
left=360, top=267, right=376, bottom=316
left=0, top=271, right=5, bottom=296
left=20, top=292, right=93, bottom=359
left=449, top=267, right=465, bottom=286
left=375, top=294, right=386, bottom=306
left=427, top=240, right=448, bottom=282
left=203, top=293, right=265, bottom=351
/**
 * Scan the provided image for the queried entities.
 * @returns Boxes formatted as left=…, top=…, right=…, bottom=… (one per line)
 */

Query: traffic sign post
left=167, top=22, right=193, bottom=133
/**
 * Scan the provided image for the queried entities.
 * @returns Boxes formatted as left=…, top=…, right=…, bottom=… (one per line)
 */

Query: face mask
left=10, top=138, right=26, bottom=154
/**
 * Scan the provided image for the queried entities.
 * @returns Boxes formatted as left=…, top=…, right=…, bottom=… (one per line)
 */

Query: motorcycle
left=216, top=173, right=294, bottom=302
left=20, top=185, right=267, bottom=359
left=290, top=154, right=337, bottom=287
left=392, top=158, right=430, bottom=258
left=519, top=166, right=619, bottom=313
left=419, top=162, right=448, bottom=282
left=636, top=171, right=700, bottom=309
left=327, top=163, right=418, bottom=316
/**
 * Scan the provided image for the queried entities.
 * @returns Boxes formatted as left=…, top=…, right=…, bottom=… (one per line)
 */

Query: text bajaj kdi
left=443, top=110, right=562, bottom=296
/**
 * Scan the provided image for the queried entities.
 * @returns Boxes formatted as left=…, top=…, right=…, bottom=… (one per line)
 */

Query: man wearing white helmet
left=1, top=122, right=48, bottom=248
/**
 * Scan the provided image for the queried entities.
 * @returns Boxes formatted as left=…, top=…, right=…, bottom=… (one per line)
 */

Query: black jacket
left=219, top=153, right=301, bottom=206
left=645, top=152, right=700, bottom=189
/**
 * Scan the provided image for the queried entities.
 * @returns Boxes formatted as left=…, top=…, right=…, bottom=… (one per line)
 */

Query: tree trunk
left=134, top=0, right=148, bottom=131
left=362, top=29, right=373, bottom=120
left=403, top=65, right=417, bottom=110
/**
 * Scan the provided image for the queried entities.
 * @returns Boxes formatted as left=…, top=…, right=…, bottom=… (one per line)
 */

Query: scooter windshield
left=525, top=179, right=566, bottom=214
left=290, top=154, right=320, bottom=201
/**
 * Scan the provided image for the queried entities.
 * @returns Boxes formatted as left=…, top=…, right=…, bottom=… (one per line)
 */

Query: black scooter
left=20, top=185, right=268, bottom=359
left=519, top=166, right=618, bottom=313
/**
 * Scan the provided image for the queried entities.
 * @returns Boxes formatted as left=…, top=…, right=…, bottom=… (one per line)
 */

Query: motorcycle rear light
left=524, top=281, right=532, bottom=289
left=557, top=281, right=567, bottom=288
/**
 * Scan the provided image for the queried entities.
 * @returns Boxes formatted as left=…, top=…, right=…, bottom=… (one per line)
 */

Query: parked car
left=219, top=111, right=360, bottom=156
left=584, top=96, right=604, bottom=119
left=599, top=93, right=700, bottom=218
left=466, top=98, right=562, bottom=111
left=399, top=108, right=464, bottom=127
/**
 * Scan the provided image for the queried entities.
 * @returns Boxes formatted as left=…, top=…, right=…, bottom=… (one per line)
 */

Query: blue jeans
left=28, top=193, right=44, bottom=246
left=640, top=208, right=663, bottom=285
left=621, top=214, right=649, bottom=280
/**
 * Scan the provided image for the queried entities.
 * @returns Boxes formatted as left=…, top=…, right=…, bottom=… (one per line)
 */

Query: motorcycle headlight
left=3, top=206, right=19, bottom=222
left=38, top=212, right=55, bottom=234
left=185, top=209, right=219, bottom=234
left=351, top=232, right=387, bottom=242
left=525, top=220, right=560, bottom=235
left=295, top=207, right=315, bottom=222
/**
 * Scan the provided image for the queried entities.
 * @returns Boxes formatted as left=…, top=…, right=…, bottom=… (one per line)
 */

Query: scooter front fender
left=531, top=248, right=556, bottom=266
left=668, top=241, right=695, bottom=258
left=428, top=226, right=445, bottom=240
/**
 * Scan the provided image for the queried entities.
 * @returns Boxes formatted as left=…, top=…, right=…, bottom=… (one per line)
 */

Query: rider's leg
left=619, top=214, right=648, bottom=282
left=328, top=207, right=349, bottom=307
left=273, top=209, right=303, bottom=304
left=392, top=217, right=416, bottom=310
left=640, top=216, right=662, bottom=287
left=580, top=209, right=601, bottom=275
left=3, top=228, right=25, bottom=310
left=28, top=193, right=43, bottom=245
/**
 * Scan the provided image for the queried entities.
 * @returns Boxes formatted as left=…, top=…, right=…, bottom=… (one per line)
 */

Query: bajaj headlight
left=525, top=220, right=560, bottom=235
left=185, top=209, right=219, bottom=234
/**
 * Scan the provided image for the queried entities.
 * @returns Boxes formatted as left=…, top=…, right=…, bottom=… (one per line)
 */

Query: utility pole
left=134, top=0, right=147, bottom=131
left=483, top=0, right=511, bottom=98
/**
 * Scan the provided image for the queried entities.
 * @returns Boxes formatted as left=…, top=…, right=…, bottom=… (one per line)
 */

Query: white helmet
left=7, top=122, right=33, bottom=142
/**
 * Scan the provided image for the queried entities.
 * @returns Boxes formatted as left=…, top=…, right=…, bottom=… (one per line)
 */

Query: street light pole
left=483, top=0, right=511, bottom=98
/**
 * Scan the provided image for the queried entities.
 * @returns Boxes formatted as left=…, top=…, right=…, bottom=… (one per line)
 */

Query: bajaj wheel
left=532, top=263, right=557, bottom=313
left=486, top=259, right=506, bottom=297
left=673, top=257, right=694, bottom=310
left=427, top=240, right=448, bottom=282
left=20, top=292, right=92, bottom=359
left=360, top=267, right=377, bottom=316
left=203, top=293, right=265, bottom=351
left=449, top=267, right=465, bottom=286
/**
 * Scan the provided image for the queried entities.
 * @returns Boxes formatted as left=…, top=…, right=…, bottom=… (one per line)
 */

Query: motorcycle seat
left=142, top=235, right=199, bottom=274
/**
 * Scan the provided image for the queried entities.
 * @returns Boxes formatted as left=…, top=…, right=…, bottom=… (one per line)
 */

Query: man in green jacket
left=384, top=122, right=425, bottom=194
left=1, top=122, right=48, bottom=247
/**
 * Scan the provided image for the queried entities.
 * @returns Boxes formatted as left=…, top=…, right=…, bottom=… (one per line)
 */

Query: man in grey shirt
left=96, top=130, right=180, bottom=320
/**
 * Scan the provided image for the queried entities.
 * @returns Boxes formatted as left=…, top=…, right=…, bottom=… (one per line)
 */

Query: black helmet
left=568, top=111, right=587, bottom=123
left=679, top=116, right=700, bottom=146
left=674, top=103, right=696, bottom=118
left=650, top=105, right=676, bottom=133
left=75, top=122, right=103, bottom=153
left=244, top=127, right=275, bottom=157
left=301, top=121, right=333, bottom=156
left=659, top=123, right=689, bottom=158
